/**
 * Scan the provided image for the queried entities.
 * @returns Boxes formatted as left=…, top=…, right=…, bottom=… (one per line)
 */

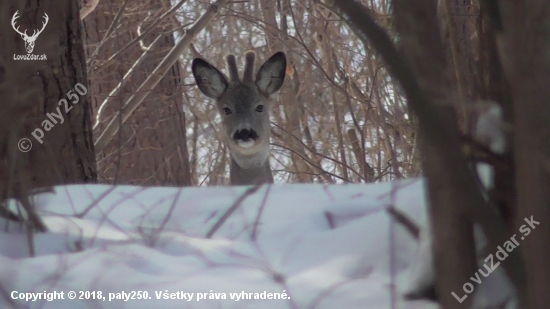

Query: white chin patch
left=237, top=139, right=255, bottom=148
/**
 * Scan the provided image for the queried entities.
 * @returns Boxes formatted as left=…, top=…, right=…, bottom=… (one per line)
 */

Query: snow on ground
left=0, top=179, right=463, bottom=308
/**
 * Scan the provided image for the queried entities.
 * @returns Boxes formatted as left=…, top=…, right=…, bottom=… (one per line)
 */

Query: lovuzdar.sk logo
left=11, top=10, right=48, bottom=60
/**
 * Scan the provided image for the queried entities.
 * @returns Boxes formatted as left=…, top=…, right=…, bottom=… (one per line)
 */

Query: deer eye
left=255, top=105, right=264, bottom=113
left=223, top=107, right=232, bottom=115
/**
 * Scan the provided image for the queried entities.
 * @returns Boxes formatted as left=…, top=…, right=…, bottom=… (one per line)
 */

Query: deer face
left=216, top=82, right=272, bottom=154
left=192, top=51, right=286, bottom=166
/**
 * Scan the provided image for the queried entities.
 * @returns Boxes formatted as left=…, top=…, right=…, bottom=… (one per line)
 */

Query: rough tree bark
left=496, top=1, right=550, bottom=308
left=85, top=0, right=191, bottom=186
left=0, top=1, right=96, bottom=188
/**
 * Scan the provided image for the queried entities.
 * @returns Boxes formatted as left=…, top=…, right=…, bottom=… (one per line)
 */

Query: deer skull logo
left=11, top=11, right=49, bottom=54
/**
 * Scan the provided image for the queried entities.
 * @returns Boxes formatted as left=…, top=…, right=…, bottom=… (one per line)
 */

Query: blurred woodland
left=85, top=0, right=437, bottom=186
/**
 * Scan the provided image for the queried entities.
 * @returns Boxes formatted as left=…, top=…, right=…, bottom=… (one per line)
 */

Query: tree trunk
left=0, top=0, right=96, bottom=188
left=85, top=0, right=191, bottom=186
left=497, top=2, right=550, bottom=308
left=393, top=1, right=476, bottom=306
left=331, top=0, right=526, bottom=306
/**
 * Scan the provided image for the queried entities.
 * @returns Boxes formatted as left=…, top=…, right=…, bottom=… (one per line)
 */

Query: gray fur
left=192, top=51, right=286, bottom=185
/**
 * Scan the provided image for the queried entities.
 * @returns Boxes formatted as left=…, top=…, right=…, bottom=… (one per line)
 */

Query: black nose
left=233, top=129, right=258, bottom=141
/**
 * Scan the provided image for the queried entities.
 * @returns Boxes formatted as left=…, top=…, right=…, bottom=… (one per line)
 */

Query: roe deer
left=191, top=51, right=286, bottom=185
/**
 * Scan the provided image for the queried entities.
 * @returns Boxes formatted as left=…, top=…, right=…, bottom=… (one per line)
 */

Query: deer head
left=12, top=11, right=49, bottom=54
left=192, top=51, right=286, bottom=172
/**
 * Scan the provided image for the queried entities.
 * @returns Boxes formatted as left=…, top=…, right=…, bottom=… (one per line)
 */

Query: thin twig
left=251, top=184, right=271, bottom=241
left=102, top=0, right=189, bottom=64
left=93, top=34, right=163, bottom=129
left=95, top=0, right=229, bottom=153
left=86, top=0, right=131, bottom=63
left=206, top=185, right=262, bottom=239
left=76, top=186, right=118, bottom=218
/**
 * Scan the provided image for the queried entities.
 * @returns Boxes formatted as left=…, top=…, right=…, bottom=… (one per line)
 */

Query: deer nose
left=233, top=129, right=258, bottom=141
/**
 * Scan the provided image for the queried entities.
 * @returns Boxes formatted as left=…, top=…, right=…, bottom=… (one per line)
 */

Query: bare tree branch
left=94, top=0, right=229, bottom=153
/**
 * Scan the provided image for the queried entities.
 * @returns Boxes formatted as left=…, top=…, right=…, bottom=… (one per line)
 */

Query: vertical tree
left=86, top=0, right=198, bottom=186
left=496, top=2, right=550, bottom=307
left=3, top=0, right=96, bottom=185
left=330, top=0, right=548, bottom=308
left=0, top=0, right=96, bottom=230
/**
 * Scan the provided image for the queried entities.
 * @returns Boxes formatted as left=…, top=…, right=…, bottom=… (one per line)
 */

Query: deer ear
left=255, top=52, right=286, bottom=95
left=192, top=58, right=228, bottom=99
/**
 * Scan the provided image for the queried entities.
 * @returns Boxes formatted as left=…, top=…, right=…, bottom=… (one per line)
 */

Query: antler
left=11, top=11, right=28, bottom=37
left=225, top=54, right=239, bottom=83
left=242, top=51, right=256, bottom=82
left=30, top=13, right=49, bottom=39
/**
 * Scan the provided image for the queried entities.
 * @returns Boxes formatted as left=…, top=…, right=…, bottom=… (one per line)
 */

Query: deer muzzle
left=233, top=129, right=259, bottom=149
